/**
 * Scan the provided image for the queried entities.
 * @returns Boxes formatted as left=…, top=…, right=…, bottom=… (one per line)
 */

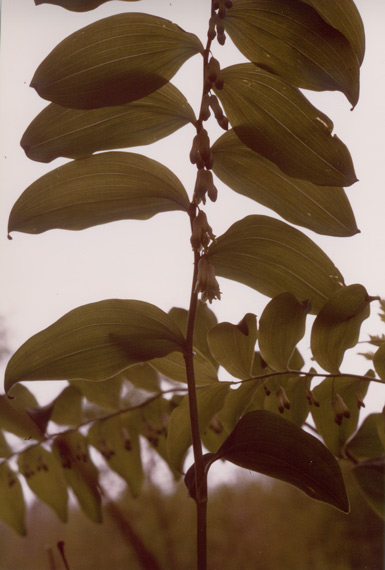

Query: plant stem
left=184, top=248, right=208, bottom=570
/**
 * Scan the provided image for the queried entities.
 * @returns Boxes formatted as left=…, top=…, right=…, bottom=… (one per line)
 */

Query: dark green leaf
left=258, top=293, right=310, bottom=372
left=212, top=130, right=359, bottom=237
left=224, top=0, right=360, bottom=106
left=206, top=215, right=344, bottom=314
left=50, top=385, right=84, bottom=427
left=72, top=375, right=124, bottom=410
left=150, top=349, right=218, bottom=385
left=0, top=396, right=43, bottom=440
left=122, top=363, right=160, bottom=393
left=53, top=431, right=102, bottom=522
left=345, top=413, right=385, bottom=461
left=18, top=446, right=68, bottom=522
left=21, top=83, right=195, bottom=163
left=303, top=0, right=365, bottom=65
left=5, top=300, right=185, bottom=392
left=311, top=375, right=370, bottom=456
left=311, top=284, right=372, bottom=373
left=89, top=414, right=144, bottom=497
left=353, top=457, right=385, bottom=519
left=215, top=63, right=357, bottom=187
left=9, top=152, right=189, bottom=236
left=373, top=343, right=385, bottom=382
left=207, top=314, right=257, bottom=380
left=167, top=383, right=230, bottom=472
left=35, top=0, right=141, bottom=11
left=215, top=410, right=349, bottom=512
left=0, top=433, right=11, bottom=459
left=0, top=463, right=26, bottom=535
left=31, top=13, right=203, bottom=109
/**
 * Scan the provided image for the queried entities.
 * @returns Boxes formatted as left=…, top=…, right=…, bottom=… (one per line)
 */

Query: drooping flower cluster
left=190, top=210, right=216, bottom=252
left=195, top=257, right=221, bottom=304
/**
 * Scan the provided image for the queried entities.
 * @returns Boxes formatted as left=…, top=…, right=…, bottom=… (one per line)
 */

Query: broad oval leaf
left=0, top=396, right=43, bottom=441
left=0, top=463, right=26, bottom=536
left=212, top=130, right=359, bottom=237
left=72, top=375, right=124, bottom=410
left=89, top=414, right=144, bottom=497
left=50, top=385, right=84, bottom=427
left=311, top=284, right=372, bottom=373
left=224, top=0, right=360, bottom=107
left=35, top=0, right=141, bottom=11
left=345, top=413, right=385, bottom=461
left=215, top=63, right=357, bottom=187
left=150, top=349, right=219, bottom=386
left=206, top=215, right=344, bottom=314
left=207, top=313, right=257, bottom=380
left=353, top=457, right=385, bottom=519
left=303, top=0, right=365, bottom=65
left=167, top=383, right=230, bottom=472
left=8, top=152, right=189, bottom=236
left=18, top=446, right=68, bottom=522
left=373, top=343, right=385, bottom=382
left=258, top=293, right=311, bottom=372
left=5, top=299, right=185, bottom=392
left=31, top=13, right=203, bottom=109
left=215, top=410, right=349, bottom=512
left=21, top=83, right=195, bottom=163
left=311, top=374, right=370, bottom=457
left=52, top=431, right=102, bottom=522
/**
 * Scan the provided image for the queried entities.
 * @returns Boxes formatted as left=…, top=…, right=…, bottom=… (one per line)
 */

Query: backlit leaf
left=5, top=300, right=185, bottom=392
left=0, top=463, right=26, bottom=535
left=311, top=375, right=370, bottom=456
left=89, top=414, right=143, bottom=497
left=206, top=215, right=344, bottom=314
left=8, top=152, right=189, bottom=236
left=373, top=343, right=385, bottom=382
left=263, top=374, right=310, bottom=427
left=258, top=293, right=311, bottom=372
left=35, top=0, right=141, bottom=11
left=215, top=410, right=349, bottom=512
left=212, top=130, right=359, bottom=237
left=311, top=284, right=372, bottom=373
left=353, top=457, right=385, bottom=519
left=345, top=413, right=385, bottom=461
left=167, top=383, right=230, bottom=472
left=31, top=13, right=203, bottom=108
left=224, top=0, right=360, bottom=106
left=218, top=379, right=263, bottom=433
left=0, top=395, right=43, bottom=440
left=215, top=63, right=357, bottom=187
left=72, top=374, right=124, bottom=410
left=0, top=433, right=11, bottom=459
left=50, top=385, right=84, bottom=427
left=303, top=0, right=365, bottom=65
left=53, top=431, right=102, bottom=522
left=123, top=363, right=160, bottom=393
left=150, top=349, right=218, bottom=385
left=21, top=83, right=195, bottom=163
left=207, top=313, right=257, bottom=380
left=18, top=446, right=68, bottom=522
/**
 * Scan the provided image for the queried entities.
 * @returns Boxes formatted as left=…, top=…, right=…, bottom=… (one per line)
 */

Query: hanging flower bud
left=276, top=386, right=291, bottom=414
left=332, top=393, right=351, bottom=425
left=97, top=436, right=115, bottom=460
left=208, top=15, right=218, bottom=40
left=216, top=21, right=226, bottom=46
left=195, top=258, right=221, bottom=304
left=209, top=414, right=224, bottom=434
left=191, top=210, right=216, bottom=251
left=189, top=134, right=205, bottom=169
left=263, top=384, right=271, bottom=396
left=225, top=0, right=233, bottom=7
left=121, top=427, right=132, bottom=451
left=206, top=57, right=224, bottom=90
left=213, top=0, right=220, bottom=9
left=356, top=392, right=366, bottom=409
left=305, top=388, right=320, bottom=407
left=200, top=94, right=211, bottom=121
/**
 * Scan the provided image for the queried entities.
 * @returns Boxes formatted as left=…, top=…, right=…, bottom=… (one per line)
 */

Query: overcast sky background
left=0, top=0, right=384, bottom=411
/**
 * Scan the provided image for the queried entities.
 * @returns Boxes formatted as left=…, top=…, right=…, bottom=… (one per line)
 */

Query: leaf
left=224, top=0, right=360, bottom=107
left=169, top=302, right=218, bottom=367
left=31, top=13, right=203, bottom=109
left=207, top=313, right=257, bottom=380
left=167, top=383, right=230, bottom=472
left=150, top=349, right=218, bottom=386
left=353, top=457, right=385, bottom=519
left=5, top=299, right=185, bottom=392
left=18, top=446, right=68, bottom=522
left=122, top=363, right=160, bottom=393
left=72, top=374, right=124, bottom=410
left=311, top=375, right=370, bottom=456
left=8, top=152, right=189, bottom=236
left=0, top=432, right=11, bottom=459
left=311, top=284, right=372, bottom=373
left=212, top=130, right=359, bottom=237
left=263, top=374, right=310, bottom=427
left=206, top=215, right=344, bottom=314
left=218, top=379, right=262, bottom=433
left=89, top=414, right=143, bottom=497
left=50, top=385, right=84, bottom=427
left=0, top=463, right=26, bottom=535
left=216, top=410, right=349, bottom=512
left=303, top=0, right=365, bottom=65
left=35, top=0, right=141, bottom=11
left=21, top=83, right=195, bottom=163
left=0, top=395, right=43, bottom=440
left=215, top=63, right=357, bottom=187
left=373, top=343, right=385, bottom=382
left=345, top=413, right=385, bottom=461
left=258, top=293, right=311, bottom=372
left=52, top=431, right=102, bottom=522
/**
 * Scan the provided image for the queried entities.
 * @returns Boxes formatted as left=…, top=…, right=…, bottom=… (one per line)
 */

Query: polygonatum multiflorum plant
left=3, top=1, right=385, bottom=569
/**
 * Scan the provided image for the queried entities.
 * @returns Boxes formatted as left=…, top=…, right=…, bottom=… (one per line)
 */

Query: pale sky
left=0, top=0, right=385, bottom=408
